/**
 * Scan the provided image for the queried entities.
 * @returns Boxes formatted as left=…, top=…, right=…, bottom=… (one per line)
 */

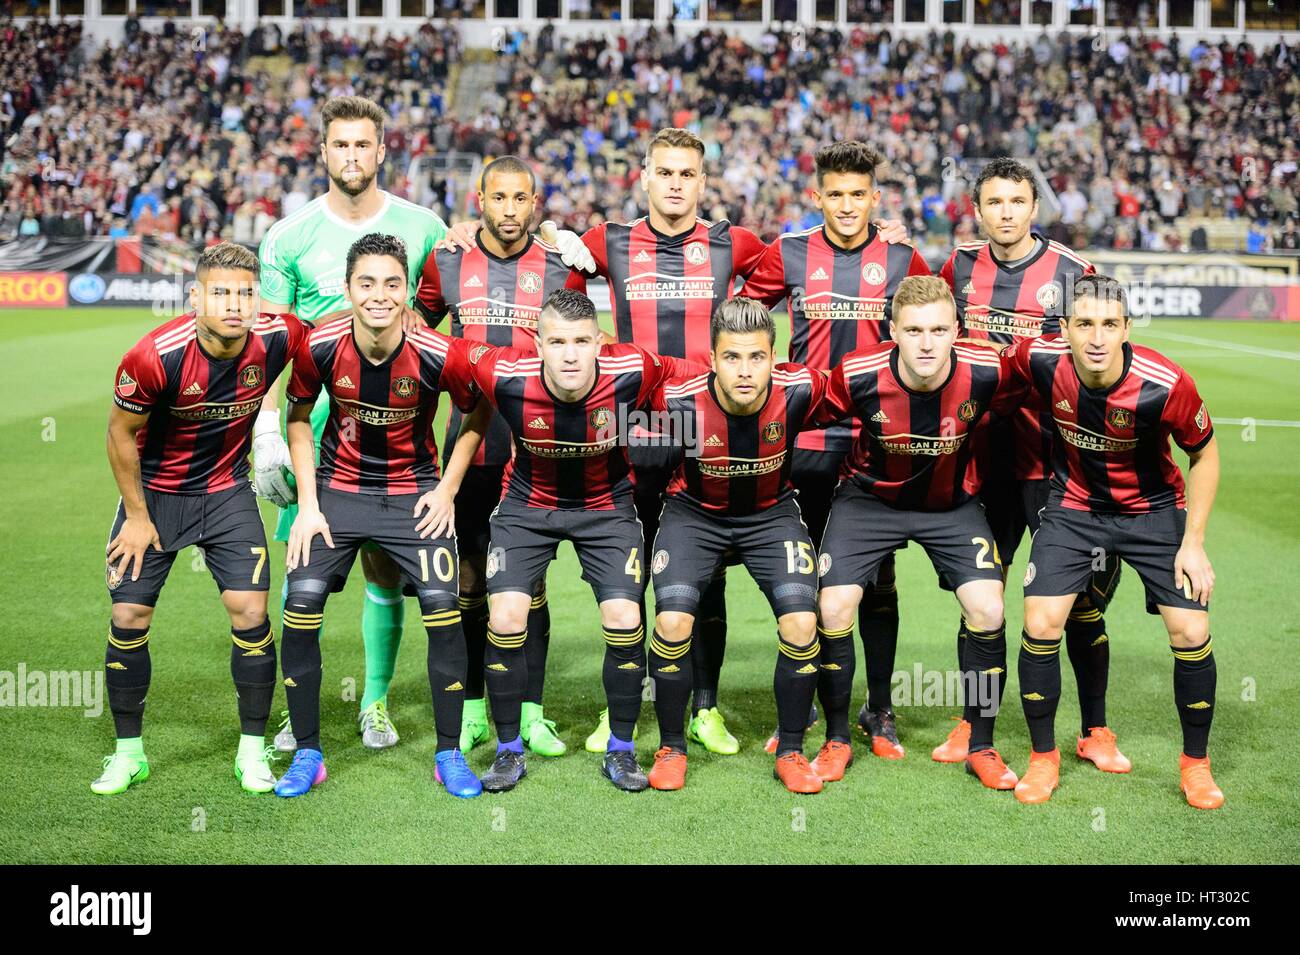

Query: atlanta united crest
left=469, top=344, right=490, bottom=365
left=1108, top=406, right=1133, bottom=429
left=763, top=420, right=784, bottom=443
left=684, top=242, right=708, bottom=265
left=818, top=553, right=832, bottom=577
left=241, top=365, right=264, bottom=389
left=518, top=270, right=542, bottom=295
left=958, top=399, right=979, bottom=422
left=1036, top=282, right=1062, bottom=309
left=862, top=262, right=886, bottom=285
left=590, top=406, right=612, bottom=430
left=653, top=550, right=670, bottom=574
left=392, top=376, right=417, bottom=398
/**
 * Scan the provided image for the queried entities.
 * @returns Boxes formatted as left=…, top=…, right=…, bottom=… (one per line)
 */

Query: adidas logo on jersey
left=335, top=375, right=355, bottom=389
left=465, top=275, right=483, bottom=288
left=182, top=382, right=202, bottom=396
left=962, top=281, right=976, bottom=294
left=871, top=410, right=890, bottom=423
left=705, top=434, right=724, bottom=447
left=810, top=267, right=829, bottom=281
left=1055, top=399, right=1073, bottom=412
left=528, top=416, right=549, bottom=430
left=634, top=250, right=651, bottom=263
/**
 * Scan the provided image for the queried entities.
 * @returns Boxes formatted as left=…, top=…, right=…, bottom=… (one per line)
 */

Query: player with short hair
left=646, top=298, right=829, bottom=794
left=415, top=154, right=587, bottom=758
left=741, top=139, right=931, bottom=760
left=936, top=157, right=1125, bottom=772
left=255, top=95, right=452, bottom=753
left=450, top=288, right=704, bottom=793
left=815, top=275, right=1020, bottom=790
left=1002, top=275, right=1222, bottom=809
left=274, top=233, right=488, bottom=799
left=95, top=242, right=310, bottom=795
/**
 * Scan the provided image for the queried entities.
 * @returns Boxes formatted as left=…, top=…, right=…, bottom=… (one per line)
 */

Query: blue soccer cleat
left=435, top=749, right=483, bottom=799
left=273, top=748, right=327, bottom=798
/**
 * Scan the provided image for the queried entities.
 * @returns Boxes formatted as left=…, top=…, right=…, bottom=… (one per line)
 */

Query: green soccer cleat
left=90, top=751, right=150, bottom=795
left=520, top=702, right=566, bottom=757
left=234, top=739, right=277, bottom=794
left=584, top=708, right=638, bottom=753
left=460, top=697, right=491, bottom=752
left=358, top=699, right=400, bottom=750
left=688, top=706, right=740, bottom=755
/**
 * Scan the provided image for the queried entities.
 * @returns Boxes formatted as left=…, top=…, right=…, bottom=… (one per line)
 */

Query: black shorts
left=488, top=497, right=644, bottom=603
left=652, top=497, right=818, bottom=619
left=629, top=442, right=678, bottom=545
left=819, top=482, right=1005, bottom=592
left=1024, top=502, right=1203, bottom=614
left=790, top=446, right=845, bottom=549
left=454, top=464, right=506, bottom=558
left=106, top=483, right=270, bottom=606
left=287, top=485, right=459, bottom=600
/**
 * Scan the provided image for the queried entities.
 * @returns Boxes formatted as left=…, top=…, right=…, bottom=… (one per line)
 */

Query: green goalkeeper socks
left=361, top=584, right=404, bottom=710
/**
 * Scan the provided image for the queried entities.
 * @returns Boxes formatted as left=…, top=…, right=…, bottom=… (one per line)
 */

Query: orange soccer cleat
left=648, top=747, right=688, bottom=791
left=932, top=717, right=972, bottom=763
left=810, top=740, right=854, bottom=782
left=858, top=705, right=906, bottom=760
left=1179, top=754, right=1225, bottom=810
left=774, top=752, right=824, bottom=794
left=1076, top=726, right=1132, bottom=774
left=1014, top=749, right=1060, bottom=804
left=965, top=748, right=1018, bottom=790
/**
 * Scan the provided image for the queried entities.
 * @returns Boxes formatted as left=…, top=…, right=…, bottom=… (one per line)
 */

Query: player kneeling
left=96, top=243, right=310, bottom=795
left=647, top=299, right=829, bottom=793
left=1003, top=276, right=1222, bottom=808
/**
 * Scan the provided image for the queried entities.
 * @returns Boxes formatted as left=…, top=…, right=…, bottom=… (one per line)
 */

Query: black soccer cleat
left=858, top=703, right=906, bottom=759
left=601, top=750, right=649, bottom=792
left=481, top=749, right=528, bottom=793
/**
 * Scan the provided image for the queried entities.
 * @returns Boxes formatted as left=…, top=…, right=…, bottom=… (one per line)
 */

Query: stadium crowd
left=2, top=15, right=1298, bottom=257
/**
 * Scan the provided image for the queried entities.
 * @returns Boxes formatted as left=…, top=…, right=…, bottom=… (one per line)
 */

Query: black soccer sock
left=1064, top=601, right=1110, bottom=734
left=648, top=630, right=692, bottom=751
left=955, top=618, right=969, bottom=674
left=459, top=593, right=489, bottom=700
left=690, top=574, right=727, bottom=712
left=1172, top=637, right=1216, bottom=759
left=774, top=633, right=821, bottom=756
left=602, top=624, right=646, bottom=741
left=815, top=624, right=855, bottom=742
left=524, top=591, right=551, bottom=705
left=484, top=627, right=527, bottom=744
left=860, top=578, right=900, bottom=712
left=281, top=600, right=325, bottom=752
left=230, top=620, right=275, bottom=736
left=423, top=604, right=468, bottom=753
left=106, top=623, right=151, bottom=739
left=963, top=623, right=1007, bottom=753
left=1018, top=630, right=1062, bottom=754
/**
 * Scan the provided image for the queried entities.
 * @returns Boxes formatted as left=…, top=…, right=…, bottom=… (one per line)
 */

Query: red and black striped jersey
left=286, top=317, right=477, bottom=496
left=583, top=217, right=768, bottom=365
left=822, top=341, right=1006, bottom=511
left=113, top=311, right=308, bottom=495
left=1000, top=338, right=1214, bottom=513
left=455, top=341, right=705, bottom=510
left=940, top=236, right=1095, bottom=480
left=654, top=364, right=829, bottom=516
left=741, top=225, right=931, bottom=455
left=415, top=233, right=585, bottom=468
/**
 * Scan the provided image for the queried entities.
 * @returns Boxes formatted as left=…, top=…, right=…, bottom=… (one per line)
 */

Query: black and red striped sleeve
left=415, top=249, right=448, bottom=326
left=633, top=346, right=709, bottom=403
left=905, top=246, right=932, bottom=279
left=738, top=238, right=788, bottom=308
left=113, top=337, right=166, bottom=415
left=993, top=339, right=1034, bottom=415
left=1164, top=371, right=1214, bottom=452
left=436, top=335, right=482, bottom=413
left=938, top=250, right=958, bottom=292
left=729, top=225, right=769, bottom=280
left=814, top=355, right=858, bottom=424
left=581, top=222, right=611, bottom=280
left=286, top=335, right=324, bottom=404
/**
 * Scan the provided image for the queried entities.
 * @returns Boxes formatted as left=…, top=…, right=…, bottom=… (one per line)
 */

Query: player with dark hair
left=275, top=233, right=489, bottom=799
left=1001, top=275, right=1223, bottom=809
left=936, top=156, right=1125, bottom=775
left=95, top=242, right=310, bottom=795
left=416, top=155, right=588, bottom=759
left=645, top=298, right=830, bottom=793
left=742, top=139, right=930, bottom=765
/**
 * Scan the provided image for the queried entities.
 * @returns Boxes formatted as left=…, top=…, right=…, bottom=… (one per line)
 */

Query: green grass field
left=1, top=308, right=1297, bottom=864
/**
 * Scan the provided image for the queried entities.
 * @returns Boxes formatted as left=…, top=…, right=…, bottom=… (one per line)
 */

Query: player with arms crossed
left=451, top=289, right=703, bottom=793
left=936, top=157, right=1124, bottom=772
left=646, top=298, right=830, bottom=794
left=416, top=155, right=587, bottom=758
left=815, top=275, right=1020, bottom=790
left=1003, top=275, right=1222, bottom=809
left=255, top=95, right=450, bottom=752
left=742, top=140, right=930, bottom=759
left=96, top=243, right=309, bottom=795
left=275, top=234, right=488, bottom=799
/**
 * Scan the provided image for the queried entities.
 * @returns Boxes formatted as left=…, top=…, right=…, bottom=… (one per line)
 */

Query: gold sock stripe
left=108, top=630, right=150, bottom=651
left=778, top=639, right=821, bottom=661
left=1068, top=608, right=1103, bottom=623
left=649, top=634, right=691, bottom=659
left=968, top=626, right=1006, bottom=641
left=603, top=627, right=644, bottom=647
left=423, top=609, right=462, bottom=627
left=816, top=625, right=853, bottom=639
left=231, top=630, right=273, bottom=651
left=875, top=583, right=897, bottom=595
left=488, top=629, right=527, bottom=649
left=1021, top=637, right=1061, bottom=656
left=1171, top=639, right=1213, bottom=662
left=282, top=610, right=323, bottom=628
left=457, top=595, right=486, bottom=610
left=530, top=593, right=548, bottom=609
